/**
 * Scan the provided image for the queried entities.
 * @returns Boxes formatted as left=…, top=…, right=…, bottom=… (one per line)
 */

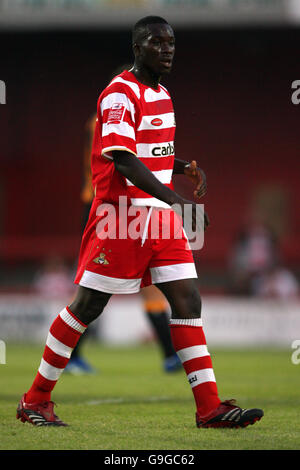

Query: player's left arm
left=173, top=158, right=207, bottom=200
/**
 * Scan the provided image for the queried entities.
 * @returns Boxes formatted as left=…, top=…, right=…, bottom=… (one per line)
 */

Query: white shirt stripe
left=126, top=169, right=172, bottom=187
left=144, top=87, right=170, bottom=102
left=102, top=121, right=135, bottom=140
left=109, top=76, right=140, bottom=99
left=136, top=142, right=174, bottom=158
left=176, top=345, right=210, bottom=364
left=137, top=113, right=175, bottom=131
left=187, top=368, right=216, bottom=388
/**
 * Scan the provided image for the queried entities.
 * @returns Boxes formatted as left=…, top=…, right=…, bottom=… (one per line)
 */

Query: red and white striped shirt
left=91, top=70, right=176, bottom=207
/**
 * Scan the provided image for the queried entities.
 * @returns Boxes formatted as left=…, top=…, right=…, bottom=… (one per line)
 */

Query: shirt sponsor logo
left=107, top=103, right=125, bottom=124
left=151, top=142, right=174, bottom=157
left=151, top=118, right=163, bottom=126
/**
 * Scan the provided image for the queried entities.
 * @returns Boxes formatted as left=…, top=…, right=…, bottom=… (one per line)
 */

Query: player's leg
left=148, top=208, right=221, bottom=417
left=155, top=278, right=263, bottom=428
left=65, top=202, right=96, bottom=374
left=155, top=278, right=221, bottom=416
left=17, top=286, right=111, bottom=426
left=141, top=285, right=181, bottom=372
left=65, top=284, right=102, bottom=374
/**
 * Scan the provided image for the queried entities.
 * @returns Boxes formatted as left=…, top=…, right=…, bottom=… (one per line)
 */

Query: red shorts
left=74, top=198, right=197, bottom=294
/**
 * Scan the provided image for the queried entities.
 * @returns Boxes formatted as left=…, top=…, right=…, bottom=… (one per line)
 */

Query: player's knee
left=69, top=286, right=111, bottom=325
left=172, top=283, right=202, bottom=319
left=186, top=287, right=202, bottom=318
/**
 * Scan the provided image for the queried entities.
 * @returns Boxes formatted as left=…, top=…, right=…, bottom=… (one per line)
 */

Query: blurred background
left=0, top=0, right=300, bottom=348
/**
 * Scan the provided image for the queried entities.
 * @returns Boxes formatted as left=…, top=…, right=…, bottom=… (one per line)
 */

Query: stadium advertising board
left=1, top=294, right=300, bottom=347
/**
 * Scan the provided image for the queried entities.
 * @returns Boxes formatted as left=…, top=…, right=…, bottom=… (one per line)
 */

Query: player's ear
left=132, top=42, right=140, bottom=58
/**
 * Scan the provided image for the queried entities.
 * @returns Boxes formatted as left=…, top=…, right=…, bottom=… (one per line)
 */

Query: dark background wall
left=1, top=27, right=299, bottom=279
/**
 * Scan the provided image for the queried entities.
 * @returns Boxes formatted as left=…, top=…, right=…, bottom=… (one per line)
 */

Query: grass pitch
left=1, top=342, right=300, bottom=450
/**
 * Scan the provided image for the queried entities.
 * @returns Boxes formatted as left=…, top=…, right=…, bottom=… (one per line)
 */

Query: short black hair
left=132, top=16, right=169, bottom=44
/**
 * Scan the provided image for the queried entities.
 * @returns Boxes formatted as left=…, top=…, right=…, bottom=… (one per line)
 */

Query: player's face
left=137, top=24, right=175, bottom=75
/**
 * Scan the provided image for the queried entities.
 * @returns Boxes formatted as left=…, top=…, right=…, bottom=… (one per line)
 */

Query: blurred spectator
left=228, top=220, right=278, bottom=296
left=33, top=256, right=75, bottom=299
left=228, top=217, right=299, bottom=299
left=253, top=264, right=299, bottom=300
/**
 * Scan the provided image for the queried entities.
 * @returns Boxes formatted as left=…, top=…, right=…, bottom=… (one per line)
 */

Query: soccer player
left=67, top=109, right=181, bottom=374
left=17, top=16, right=264, bottom=428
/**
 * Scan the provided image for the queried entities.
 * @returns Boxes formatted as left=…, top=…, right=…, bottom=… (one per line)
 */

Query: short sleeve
left=100, top=85, right=137, bottom=159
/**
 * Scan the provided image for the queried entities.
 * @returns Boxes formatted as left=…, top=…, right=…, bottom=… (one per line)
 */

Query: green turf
left=1, top=342, right=299, bottom=450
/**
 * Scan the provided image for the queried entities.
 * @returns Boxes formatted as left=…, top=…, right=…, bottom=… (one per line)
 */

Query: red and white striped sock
left=25, top=307, right=87, bottom=404
left=170, top=318, right=221, bottom=418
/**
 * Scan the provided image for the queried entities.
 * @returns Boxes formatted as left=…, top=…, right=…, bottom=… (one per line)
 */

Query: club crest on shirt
left=93, top=252, right=109, bottom=265
left=107, top=103, right=125, bottom=124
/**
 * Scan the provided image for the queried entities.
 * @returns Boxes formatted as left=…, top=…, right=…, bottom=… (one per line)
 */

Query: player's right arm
left=113, top=149, right=183, bottom=207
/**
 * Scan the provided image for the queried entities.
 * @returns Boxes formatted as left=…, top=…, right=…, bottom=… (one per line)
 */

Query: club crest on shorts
left=93, top=252, right=109, bottom=265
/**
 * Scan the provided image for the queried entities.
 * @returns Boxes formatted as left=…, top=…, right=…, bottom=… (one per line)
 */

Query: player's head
left=132, top=16, right=175, bottom=76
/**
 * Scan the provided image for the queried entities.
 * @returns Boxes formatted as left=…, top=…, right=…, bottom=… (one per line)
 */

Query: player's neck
left=130, top=64, right=160, bottom=90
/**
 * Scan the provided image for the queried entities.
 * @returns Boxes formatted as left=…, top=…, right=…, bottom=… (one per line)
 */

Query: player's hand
left=183, top=161, right=207, bottom=199
left=174, top=197, right=210, bottom=232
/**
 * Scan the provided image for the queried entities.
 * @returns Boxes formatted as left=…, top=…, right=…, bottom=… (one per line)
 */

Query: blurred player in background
left=228, top=217, right=299, bottom=299
left=33, top=256, right=74, bottom=300
left=17, top=16, right=263, bottom=429
left=66, top=105, right=181, bottom=374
